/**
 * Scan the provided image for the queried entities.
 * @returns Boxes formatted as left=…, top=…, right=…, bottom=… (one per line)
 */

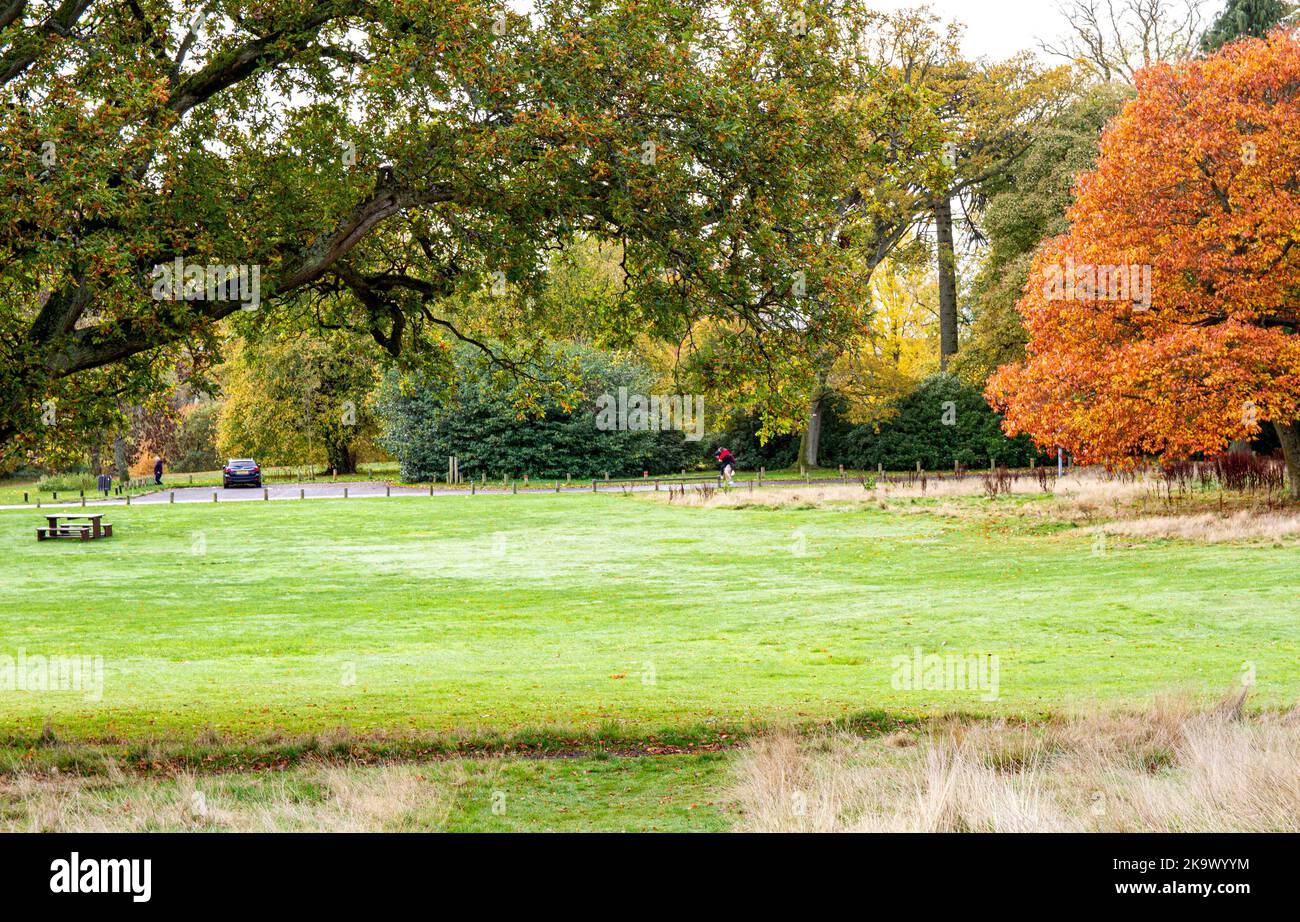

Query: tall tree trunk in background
left=797, top=370, right=829, bottom=471
left=934, top=195, right=960, bottom=371
left=112, top=433, right=127, bottom=482
left=1276, top=420, right=1300, bottom=500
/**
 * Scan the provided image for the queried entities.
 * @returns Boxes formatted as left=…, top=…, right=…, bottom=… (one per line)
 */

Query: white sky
left=871, top=0, right=1074, bottom=60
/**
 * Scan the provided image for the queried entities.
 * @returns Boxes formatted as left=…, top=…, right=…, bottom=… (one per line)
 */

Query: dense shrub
left=833, top=374, right=1041, bottom=471
left=377, top=344, right=707, bottom=481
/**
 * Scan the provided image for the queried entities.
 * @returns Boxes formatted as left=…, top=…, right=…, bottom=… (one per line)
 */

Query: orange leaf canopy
left=988, top=30, right=1300, bottom=464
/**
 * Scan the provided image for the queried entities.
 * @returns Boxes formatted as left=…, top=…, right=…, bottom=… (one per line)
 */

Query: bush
left=36, top=472, right=97, bottom=493
left=833, top=374, right=1041, bottom=471
left=377, top=344, right=707, bottom=481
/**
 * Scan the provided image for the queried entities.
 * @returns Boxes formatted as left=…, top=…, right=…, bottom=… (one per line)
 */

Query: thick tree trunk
left=934, top=195, right=960, bottom=371
left=798, top=392, right=824, bottom=471
left=324, top=435, right=357, bottom=476
left=1275, top=420, right=1300, bottom=500
left=112, top=433, right=128, bottom=482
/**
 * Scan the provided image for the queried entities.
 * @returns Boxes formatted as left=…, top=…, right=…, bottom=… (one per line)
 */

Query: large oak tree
left=0, top=0, right=891, bottom=461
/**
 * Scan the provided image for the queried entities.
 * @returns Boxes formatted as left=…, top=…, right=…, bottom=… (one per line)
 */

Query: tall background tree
left=1201, top=0, right=1296, bottom=50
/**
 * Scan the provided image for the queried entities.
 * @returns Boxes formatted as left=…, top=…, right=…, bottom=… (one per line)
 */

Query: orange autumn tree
left=987, top=29, right=1300, bottom=498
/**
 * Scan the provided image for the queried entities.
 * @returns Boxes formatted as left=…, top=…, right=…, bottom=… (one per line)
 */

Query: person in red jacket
left=715, top=447, right=736, bottom=485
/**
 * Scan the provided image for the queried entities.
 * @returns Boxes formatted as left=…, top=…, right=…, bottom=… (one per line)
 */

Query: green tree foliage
left=952, top=83, right=1132, bottom=385
left=216, top=332, right=381, bottom=473
left=171, top=402, right=222, bottom=473
left=0, top=0, right=912, bottom=467
left=833, top=374, right=1040, bottom=471
left=377, top=344, right=703, bottom=481
left=1201, top=0, right=1296, bottom=51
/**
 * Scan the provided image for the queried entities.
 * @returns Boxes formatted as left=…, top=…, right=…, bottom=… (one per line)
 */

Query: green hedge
left=377, top=344, right=708, bottom=481
left=828, top=374, right=1042, bottom=471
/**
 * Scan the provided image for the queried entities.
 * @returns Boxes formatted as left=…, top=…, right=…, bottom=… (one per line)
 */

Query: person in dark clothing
left=153, top=456, right=164, bottom=486
left=714, top=447, right=736, bottom=485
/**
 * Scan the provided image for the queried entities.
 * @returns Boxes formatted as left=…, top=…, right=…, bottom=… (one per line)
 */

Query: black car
left=222, top=458, right=263, bottom=488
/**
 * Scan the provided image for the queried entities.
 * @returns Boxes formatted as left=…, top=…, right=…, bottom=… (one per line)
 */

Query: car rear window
left=229, top=461, right=257, bottom=469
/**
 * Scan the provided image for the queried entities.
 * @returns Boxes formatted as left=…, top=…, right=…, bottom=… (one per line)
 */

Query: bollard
left=916, top=460, right=922, bottom=473
left=170, top=492, right=175, bottom=504
left=566, top=473, right=571, bottom=484
left=126, top=494, right=130, bottom=506
left=591, top=479, right=597, bottom=493
left=299, top=488, right=305, bottom=500
left=189, top=474, right=193, bottom=485
left=604, top=472, right=609, bottom=481
left=263, top=487, right=269, bottom=501
left=23, top=492, right=27, bottom=503
left=471, top=480, right=476, bottom=495
left=555, top=480, right=560, bottom=493
left=386, top=485, right=391, bottom=497
left=654, top=480, right=659, bottom=492
left=344, top=487, right=349, bottom=499
left=429, top=483, right=434, bottom=496
left=81, top=495, right=85, bottom=507
left=512, top=481, right=518, bottom=494
left=213, top=490, right=218, bottom=502
left=52, top=491, right=57, bottom=500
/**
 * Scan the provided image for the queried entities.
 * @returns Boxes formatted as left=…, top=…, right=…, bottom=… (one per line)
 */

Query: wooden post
left=759, top=466, right=765, bottom=486
left=81, top=495, right=85, bottom=507
left=566, top=473, right=571, bottom=484
left=654, top=479, right=659, bottom=491
left=471, top=480, right=476, bottom=495
left=169, top=491, right=175, bottom=504
left=916, top=460, right=922, bottom=473
left=386, top=485, right=391, bottom=497
left=429, top=483, right=434, bottom=497
left=344, top=487, right=349, bottom=499
left=591, top=479, right=597, bottom=493
left=188, top=474, right=193, bottom=485
left=213, top=490, right=218, bottom=502
left=512, top=481, right=518, bottom=494
left=555, top=480, right=560, bottom=493
left=299, top=488, right=304, bottom=500
left=22, top=492, right=27, bottom=503
left=125, top=495, right=130, bottom=506
left=954, top=460, right=959, bottom=474
left=263, top=487, right=269, bottom=501
left=604, top=472, right=609, bottom=481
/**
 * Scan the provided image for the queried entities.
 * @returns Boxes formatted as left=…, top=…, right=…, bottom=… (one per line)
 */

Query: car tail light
left=251, top=467, right=259, bottom=473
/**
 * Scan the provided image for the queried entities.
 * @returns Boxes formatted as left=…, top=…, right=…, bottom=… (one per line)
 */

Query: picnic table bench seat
left=36, top=514, right=112, bottom=541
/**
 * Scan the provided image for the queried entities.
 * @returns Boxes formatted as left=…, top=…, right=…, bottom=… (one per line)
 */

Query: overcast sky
left=871, top=0, right=1078, bottom=61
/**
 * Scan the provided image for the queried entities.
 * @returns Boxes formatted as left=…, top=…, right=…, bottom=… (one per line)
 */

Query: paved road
left=0, top=475, right=867, bottom=511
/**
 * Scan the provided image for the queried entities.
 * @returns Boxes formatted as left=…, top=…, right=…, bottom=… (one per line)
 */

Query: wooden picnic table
left=38, top=513, right=112, bottom=541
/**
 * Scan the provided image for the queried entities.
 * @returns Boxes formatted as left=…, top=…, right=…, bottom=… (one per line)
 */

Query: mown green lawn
left=1, top=492, right=1296, bottom=744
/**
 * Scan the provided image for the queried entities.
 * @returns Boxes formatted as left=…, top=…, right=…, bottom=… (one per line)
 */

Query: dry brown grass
left=656, top=470, right=1147, bottom=512
left=0, top=762, right=449, bottom=832
left=1092, top=509, right=1300, bottom=544
left=654, top=472, right=1300, bottom=544
left=734, top=695, right=1300, bottom=832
